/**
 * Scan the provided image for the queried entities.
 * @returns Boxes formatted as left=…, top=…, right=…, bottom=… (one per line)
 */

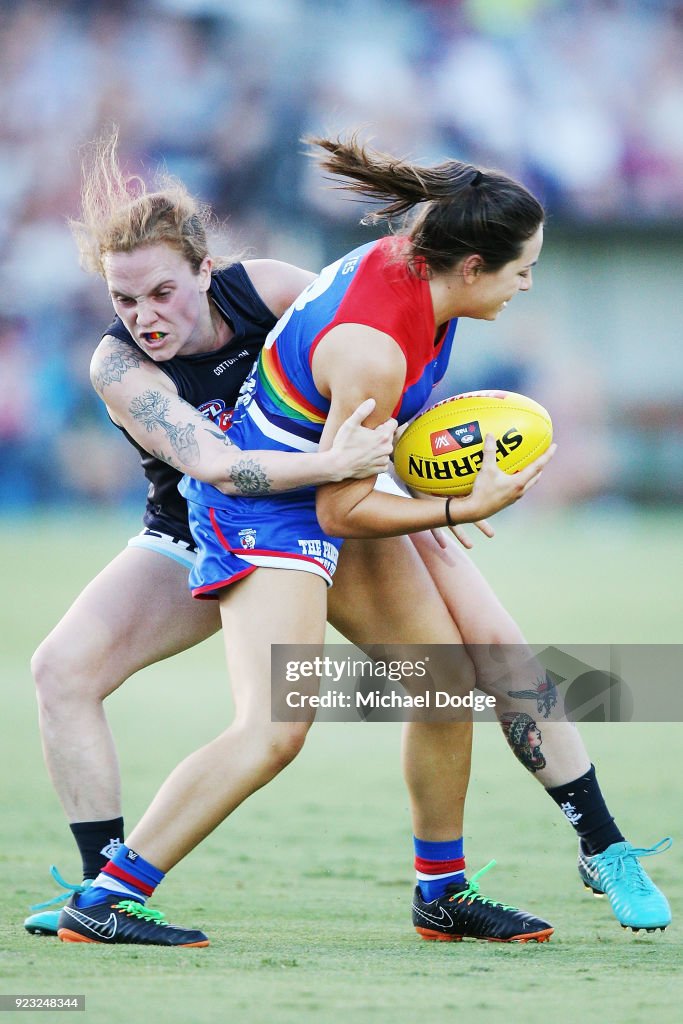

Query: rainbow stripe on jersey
left=258, top=334, right=328, bottom=430
left=180, top=237, right=458, bottom=514
left=232, top=237, right=458, bottom=457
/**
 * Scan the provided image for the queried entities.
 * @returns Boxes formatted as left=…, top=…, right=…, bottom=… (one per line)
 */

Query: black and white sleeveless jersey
left=102, top=263, right=278, bottom=541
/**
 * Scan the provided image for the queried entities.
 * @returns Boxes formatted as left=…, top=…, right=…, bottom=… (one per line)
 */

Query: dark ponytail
left=306, top=133, right=544, bottom=275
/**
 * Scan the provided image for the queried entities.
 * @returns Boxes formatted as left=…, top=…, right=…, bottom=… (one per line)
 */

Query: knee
left=255, top=722, right=310, bottom=778
left=470, top=638, right=540, bottom=700
left=31, top=636, right=60, bottom=700
left=31, top=636, right=96, bottom=712
left=476, top=618, right=526, bottom=648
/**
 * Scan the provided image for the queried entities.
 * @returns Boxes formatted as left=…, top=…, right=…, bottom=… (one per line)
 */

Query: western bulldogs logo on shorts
left=239, top=528, right=257, bottom=549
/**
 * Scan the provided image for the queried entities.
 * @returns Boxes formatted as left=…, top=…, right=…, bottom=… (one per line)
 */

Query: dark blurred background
left=0, top=0, right=681, bottom=512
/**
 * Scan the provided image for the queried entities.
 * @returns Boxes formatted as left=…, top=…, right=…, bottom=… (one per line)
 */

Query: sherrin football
left=393, top=391, right=553, bottom=496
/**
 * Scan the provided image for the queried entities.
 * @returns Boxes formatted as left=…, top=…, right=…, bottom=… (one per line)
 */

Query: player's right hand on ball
left=456, top=433, right=557, bottom=521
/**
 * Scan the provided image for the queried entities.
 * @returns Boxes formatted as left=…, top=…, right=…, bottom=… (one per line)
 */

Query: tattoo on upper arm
left=129, top=390, right=200, bottom=467
left=92, top=342, right=143, bottom=392
left=229, top=458, right=272, bottom=495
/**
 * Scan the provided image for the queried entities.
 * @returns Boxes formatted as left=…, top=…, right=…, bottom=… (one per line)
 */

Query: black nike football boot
left=412, top=860, right=553, bottom=943
left=57, top=893, right=209, bottom=946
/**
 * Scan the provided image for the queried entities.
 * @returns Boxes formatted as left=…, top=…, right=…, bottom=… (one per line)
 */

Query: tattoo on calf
left=507, top=672, right=558, bottom=719
left=229, top=458, right=272, bottom=495
left=501, top=711, right=546, bottom=773
left=92, top=342, right=142, bottom=391
left=130, top=390, right=200, bottom=466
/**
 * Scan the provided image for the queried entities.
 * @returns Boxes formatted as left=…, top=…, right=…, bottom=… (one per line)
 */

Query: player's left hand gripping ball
left=393, top=390, right=553, bottom=496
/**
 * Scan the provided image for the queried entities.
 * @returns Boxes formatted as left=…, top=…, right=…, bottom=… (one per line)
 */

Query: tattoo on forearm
left=129, top=390, right=200, bottom=466
left=229, top=458, right=272, bottom=495
left=92, top=342, right=143, bottom=391
left=150, top=448, right=181, bottom=471
left=501, top=712, right=546, bottom=773
left=203, top=425, right=235, bottom=447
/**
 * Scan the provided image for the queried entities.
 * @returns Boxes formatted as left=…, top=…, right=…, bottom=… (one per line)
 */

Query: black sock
left=69, top=817, right=125, bottom=880
left=546, top=765, right=625, bottom=855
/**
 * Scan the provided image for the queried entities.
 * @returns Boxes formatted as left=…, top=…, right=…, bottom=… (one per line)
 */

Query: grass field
left=1, top=509, right=681, bottom=1024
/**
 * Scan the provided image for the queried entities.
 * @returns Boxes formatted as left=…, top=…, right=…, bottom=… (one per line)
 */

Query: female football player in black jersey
left=27, top=130, right=670, bottom=945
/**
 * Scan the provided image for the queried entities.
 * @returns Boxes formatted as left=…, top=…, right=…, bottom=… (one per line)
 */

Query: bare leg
left=126, top=568, right=327, bottom=871
left=32, top=547, right=221, bottom=822
left=330, top=537, right=473, bottom=841
left=410, top=530, right=591, bottom=787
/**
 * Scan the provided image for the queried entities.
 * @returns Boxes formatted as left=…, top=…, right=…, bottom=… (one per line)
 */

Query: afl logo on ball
left=429, top=421, right=482, bottom=456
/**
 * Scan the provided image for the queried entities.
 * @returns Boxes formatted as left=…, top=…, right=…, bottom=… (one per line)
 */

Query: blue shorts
left=186, top=493, right=342, bottom=598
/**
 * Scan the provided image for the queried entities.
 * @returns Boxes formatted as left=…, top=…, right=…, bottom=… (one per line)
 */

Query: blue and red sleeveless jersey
left=180, top=236, right=457, bottom=510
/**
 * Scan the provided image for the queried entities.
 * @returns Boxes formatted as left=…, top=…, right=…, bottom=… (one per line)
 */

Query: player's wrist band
left=445, top=497, right=455, bottom=527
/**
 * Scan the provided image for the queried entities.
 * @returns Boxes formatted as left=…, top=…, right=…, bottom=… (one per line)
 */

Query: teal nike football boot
left=578, top=837, right=672, bottom=931
left=24, top=866, right=93, bottom=936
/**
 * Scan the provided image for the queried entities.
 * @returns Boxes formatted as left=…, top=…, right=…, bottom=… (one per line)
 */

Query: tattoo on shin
left=92, top=342, right=142, bottom=391
left=507, top=672, right=558, bottom=719
left=229, top=458, right=272, bottom=495
left=129, top=390, right=200, bottom=466
left=501, top=711, right=546, bottom=773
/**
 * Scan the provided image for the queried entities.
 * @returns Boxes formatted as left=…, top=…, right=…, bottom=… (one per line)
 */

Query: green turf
left=1, top=510, right=681, bottom=1023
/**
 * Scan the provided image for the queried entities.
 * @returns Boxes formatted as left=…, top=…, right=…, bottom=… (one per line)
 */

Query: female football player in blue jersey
left=48, top=133, right=561, bottom=948
left=30, top=131, right=670, bottom=947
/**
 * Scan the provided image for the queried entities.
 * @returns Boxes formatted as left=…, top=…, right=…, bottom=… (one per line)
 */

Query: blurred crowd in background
left=0, top=0, right=681, bottom=510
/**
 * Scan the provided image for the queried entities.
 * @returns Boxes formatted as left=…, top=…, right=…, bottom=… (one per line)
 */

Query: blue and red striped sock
left=414, top=836, right=465, bottom=902
left=76, top=845, right=164, bottom=908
